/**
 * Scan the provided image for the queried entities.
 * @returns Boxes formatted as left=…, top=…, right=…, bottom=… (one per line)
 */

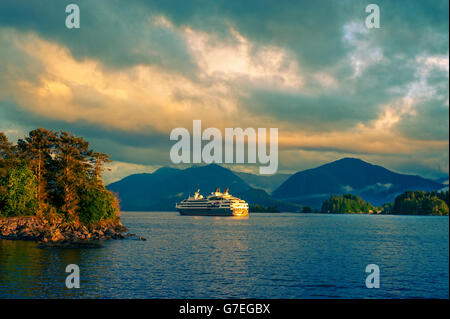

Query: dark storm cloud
left=398, top=100, right=449, bottom=141
left=0, top=0, right=448, bottom=177
left=1, top=0, right=447, bottom=72
left=241, top=56, right=419, bottom=131
left=0, top=99, right=170, bottom=149
left=0, top=0, right=196, bottom=73
left=136, top=0, right=448, bottom=67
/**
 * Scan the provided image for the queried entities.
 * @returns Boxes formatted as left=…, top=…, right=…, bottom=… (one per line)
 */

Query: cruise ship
left=176, top=188, right=249, bottom=216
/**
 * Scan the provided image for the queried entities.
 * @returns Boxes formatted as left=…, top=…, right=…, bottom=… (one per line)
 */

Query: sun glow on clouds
left=413, top=54, right=449, bottom=105
left=4, top=29, right=250, bottom=132
left=343, top=22, right=384, bottom=78
left=371, top=53, right=450, bottom=133
left=104, top=161, right=160, bottom=185
left=1, top=21, right=320, bottom=135
left=278, top=122, right=446, bottom=156
left=154, top=16, right=335, bottom=92
left=184, top=26, right=304, bottom=90
left=418, top=55, right=450, bottom=74
left=0, top=9, right=448, bottom=178
left=2, top=27, right=446, bottom=156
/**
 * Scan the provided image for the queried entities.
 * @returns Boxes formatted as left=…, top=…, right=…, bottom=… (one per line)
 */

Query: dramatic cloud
left=0, top=0, right=448, bottom=179
left=184, top=26, right=304, bottom=90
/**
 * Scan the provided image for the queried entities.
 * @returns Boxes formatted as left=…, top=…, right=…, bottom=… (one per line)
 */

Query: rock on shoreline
left=0, top=216, right=146, bottom=247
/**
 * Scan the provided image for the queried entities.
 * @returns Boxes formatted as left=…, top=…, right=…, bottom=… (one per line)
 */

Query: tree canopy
left=321, top=194, right=376, bottom=214
left=0, top=128, right=118, bottom=225
left=392, top=190, right=449, bottom=216
left=320, top=190, right=449, bottom=215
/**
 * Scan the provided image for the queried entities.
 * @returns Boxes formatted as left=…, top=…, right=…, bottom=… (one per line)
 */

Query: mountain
left=434, top=176, right=449, bottom=185
left=107, top=164, right=298, bottom=211
left=234, top=172, right=291, bottom=193
left=235, top=188, right=301, bottom=212
left=272, top=158, right=445, bottom=207
left=107, top=167, right=181, bottom=210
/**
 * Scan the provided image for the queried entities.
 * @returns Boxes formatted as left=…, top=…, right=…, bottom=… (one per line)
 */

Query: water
left=0, top=212, right=448, bottom=299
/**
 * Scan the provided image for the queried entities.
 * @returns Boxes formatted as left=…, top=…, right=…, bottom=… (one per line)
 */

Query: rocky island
left=319, top=191, right=449, bottom=215
left=0, top=128, right=144, bottom=247
left=0, top=216, right=143, bottom=247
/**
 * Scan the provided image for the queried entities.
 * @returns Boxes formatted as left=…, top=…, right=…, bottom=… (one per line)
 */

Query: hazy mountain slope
left=234, top=172, right=291, bottom=194
left=107, top=164, right=300, bottom=211
left=434, top=176, right=449, bottom=185
left=235, top=188, right=301, bottom=212
left=273, top=158, right=444, bottom=207
left=108, top=164, right=251, bottom=211
left=107, top=167, right=181, bottom=210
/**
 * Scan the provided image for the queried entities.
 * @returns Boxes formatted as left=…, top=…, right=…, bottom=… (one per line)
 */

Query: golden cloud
left=0, top=27, right=447, bottom=159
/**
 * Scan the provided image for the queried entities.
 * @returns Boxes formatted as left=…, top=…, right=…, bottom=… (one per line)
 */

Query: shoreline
left=119, top=210, right=448, bottom=216
left=0, top=216, right=146, bottom=247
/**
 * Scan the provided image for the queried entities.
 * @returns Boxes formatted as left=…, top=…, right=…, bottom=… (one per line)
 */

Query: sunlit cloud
left=184, top=26, right=304, bottom=90
left=342, top=21, right=384, bottom=78
left=1, top=29, right=253, bottom=133
left=104, top=161, right=161, bottom=185
left=0, top=0, right=448, bottom=179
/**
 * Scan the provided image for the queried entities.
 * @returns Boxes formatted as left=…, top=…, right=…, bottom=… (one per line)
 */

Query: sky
left=0, top=0, right=448, bottom=184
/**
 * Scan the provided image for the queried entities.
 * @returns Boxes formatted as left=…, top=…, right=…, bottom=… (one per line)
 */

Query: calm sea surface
left=0, top=212, right=448, bottom=299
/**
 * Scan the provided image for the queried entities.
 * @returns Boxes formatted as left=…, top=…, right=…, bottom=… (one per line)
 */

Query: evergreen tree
left=321, top=194, right=375, bottom=214
left=0, top=163, right=38, bottom=217
left=301, top=206, right=312, bottom=213
left=17, top=128, right=56, bottom=216
left=0, top=129, right=120, bottom=224
left=90, top=152, right=111, bottom=184
left=53, top=131, right=93, bottom=224
left=78, top=181, right=120, bottom=224
left=0, top=133, right=16, bottom=214
left=393, top=190, right=449, bottom=215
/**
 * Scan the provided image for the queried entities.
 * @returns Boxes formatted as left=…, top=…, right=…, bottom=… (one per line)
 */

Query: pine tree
left=17, top=128, right=56, bottom=216
left=53, top=131, right=92, bottom=224
left=90, top=151, right=111, bottom=184
left=0, top=163, right=38, bottom=217
left=1, top=128, right=121, bottom=224
left=0, top=132, right=15, bottom=213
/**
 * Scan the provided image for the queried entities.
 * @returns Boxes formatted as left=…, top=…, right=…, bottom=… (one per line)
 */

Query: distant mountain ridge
left=272, top=158, right=445, bottom=207
left=434, top=176, right=449, bottom=185
left=234, top=171, right=291, bottom=193
left=107, top=158, right=445, bottom=211
left=107, top=164, right=299, bottom=211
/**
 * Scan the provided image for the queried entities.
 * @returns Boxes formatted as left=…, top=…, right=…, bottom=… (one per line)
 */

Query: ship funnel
left=225, top=188, right=229, bottom=194
left=215, top=187, right=219, bottom=192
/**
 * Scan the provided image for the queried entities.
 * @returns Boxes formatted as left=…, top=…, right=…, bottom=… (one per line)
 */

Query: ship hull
left=177, top=207, right=248, bottom=217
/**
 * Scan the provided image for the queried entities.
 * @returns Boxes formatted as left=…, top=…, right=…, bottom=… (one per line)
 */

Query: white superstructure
left=176, top=188, right=249, bottom=216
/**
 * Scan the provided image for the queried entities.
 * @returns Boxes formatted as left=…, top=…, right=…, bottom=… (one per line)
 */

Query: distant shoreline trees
left=0, top=128, right=119, bottom=225
left=392, top=190, right=449, bottom=216
left=320, top=191, right=449, bottom=215
left=249, top=204, right=280, bottom=213
left=321, top=194, right=376, bottom=214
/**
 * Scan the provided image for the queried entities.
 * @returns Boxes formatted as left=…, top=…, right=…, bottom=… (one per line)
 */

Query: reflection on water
left=0, top=213, right=448, bottom=298
left=0, top=239, right=111, bottom=298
